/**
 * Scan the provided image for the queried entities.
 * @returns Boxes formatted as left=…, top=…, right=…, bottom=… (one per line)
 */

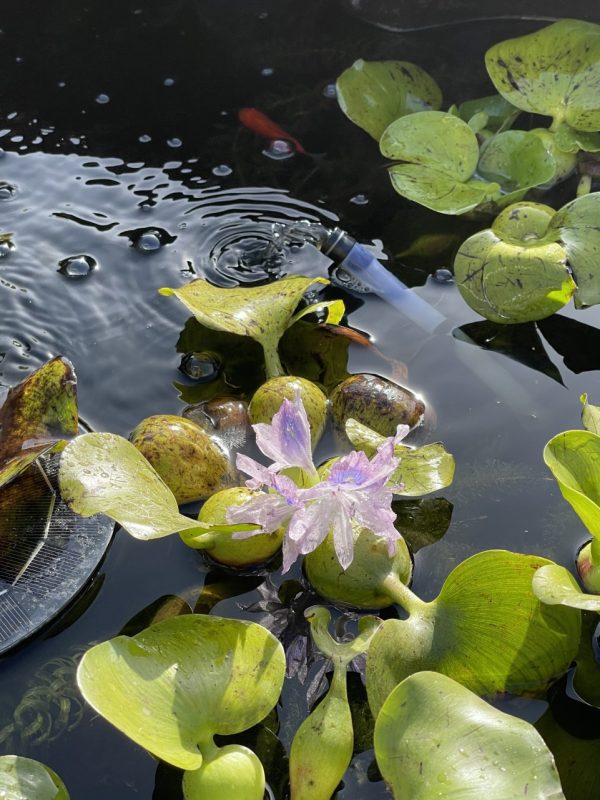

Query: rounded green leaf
left=457, top=94, right=519, bottom=132
left=550, top=193, right=600, bottom=308
left=381, top=112, right=499, bottom=214
left=478, top=130, right=557, bottom=194
left=336, top=59, right=442, bottom=140
left=0, top=756, right=69, bottom=800
left=375, top=671, right=565, bottom=800
left=77, top=614, right=285, bottom=771
left=381, top=111, right=480, bottom=180
left=485, top=20, right=600, bottom=131
left=182, top=745, right=265, bottom=800
left=367, top=550, right=581, bottom=716
left=454, top=228, right=575, bottom=324
left=160, top=276, right=330, bottom=378
left=59, top=432, right=247, bottom=540
left=544, top=429, right=600, bottom=541
left=533, top=563, right=600, bottom=611
left=555, top=123, right=600, bottom=154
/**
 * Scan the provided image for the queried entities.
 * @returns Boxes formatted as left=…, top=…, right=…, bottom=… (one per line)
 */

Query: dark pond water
left=1, top=1, right=600, bottom=797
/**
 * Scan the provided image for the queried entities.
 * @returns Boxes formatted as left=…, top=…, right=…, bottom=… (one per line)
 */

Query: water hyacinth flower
left=227, top=390, right=408, bottom=572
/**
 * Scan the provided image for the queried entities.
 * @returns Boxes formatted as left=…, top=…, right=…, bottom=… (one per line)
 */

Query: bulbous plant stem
left=577, top=540, right=600, bottom=593
left=183, top=737, right=265, bottom=800
left=381, top=573, right=429, bottom=616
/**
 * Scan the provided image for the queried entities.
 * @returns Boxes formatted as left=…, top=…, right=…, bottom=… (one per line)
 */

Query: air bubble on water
left=331, top=266, right=370, bottom=294
left=7, top=112, right=17, bottom=120
left=58, top=81, right=66, bottom=88
left=57, top=254, right=98, bottom=279
left=212, top=164, right=232, bottom=177
left=167, top=137, right=182, bottom=148
left=322, top=83, right=337, bottom=98
left=138, top=134, right=151, bottom=143
left=179, top=352, right=221, bottom=382
left=69, top=137, right=81, bottom=145
left=0, top=183, right=17, bottom=201
left=163, top=78, right=175, bottom=87
left=10, top=135, right=23, bottom=143
left=261, top=67, right=274, bottom=77
left=262, top=139, right=294, bottom=161
left=121, top=227, right=176, bottom=252
left=350, top=193, right=369, bottom=205
left=95, top=93, right=110, bottom=104
left=0, top=238, right=15, bottom=258
left=433, top=268, right=454, bottom=284
left=258, top=11, right=269, bottom=19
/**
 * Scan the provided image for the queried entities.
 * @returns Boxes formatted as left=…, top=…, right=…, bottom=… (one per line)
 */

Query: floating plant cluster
left=337, top=20, right=600, bottom=326
left=3, top=15, right=600, bottom=800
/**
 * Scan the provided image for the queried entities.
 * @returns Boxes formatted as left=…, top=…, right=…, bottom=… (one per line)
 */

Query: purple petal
left=326, top=450, right=373, bottom=488
left=253, top=391, right=315, bottom=474
left=236, top=453, right=275, bottom=490
left=282, top=532, right=304, bottom=573
left=331, top=508, right=354, bottom=570
left=227, top=493, right=294, bottom=534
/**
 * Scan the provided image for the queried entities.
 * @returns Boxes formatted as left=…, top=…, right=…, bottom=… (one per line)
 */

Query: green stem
left=261, top=341, right=284, bottom=379
left=381, top=573, right=428, bottom=616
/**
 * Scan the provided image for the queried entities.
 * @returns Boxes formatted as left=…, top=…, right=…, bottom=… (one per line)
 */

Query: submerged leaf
left=486, top=19, right=600, bottom=132
left=58, top=432, right=250, bottom=540
left=0, top=755, right=69, bottom=800
left=380, top=111, right=499, bottom=214
left=336, top=59, right=442, bottom=140
left=77, top=614, right=285, bottom=770
left=0, top=357, right=78, bottom=490
left=160, top=276, right=332, bottom=378
left=375, top=671, right=565, bottom=800
left=366, top=550, right=581, bottom=716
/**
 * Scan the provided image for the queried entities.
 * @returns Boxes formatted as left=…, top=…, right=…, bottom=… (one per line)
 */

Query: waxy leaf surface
left=375, top=671, right=565, bottom=800
left=77, top=614, right=285, bottom=770
left=380, top=111, right=499, bottom=214
left=581, top=393, right=600, bottom=435
left=533, top=564, right=600, bottom=612
left=0, top=357, right=78, bottom=490
left=486, top=19, right=600, bottom=131
left=160, top=276, right=336, bottom=378
left=367, top=550, right=580, bottom=715
left=336, top=59, right=442, bottom=140
left=59, top=432, right=249, bottom=540
left=550, top=193, right=600, bottom=308
left=477, top=129, right=556, bottom=200
left=0, top=755, right=69, bottom=800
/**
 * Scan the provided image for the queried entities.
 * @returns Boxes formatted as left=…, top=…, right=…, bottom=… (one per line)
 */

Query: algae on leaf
left=336, top=59, right=442, bottom=140
left=0, top=357, right=78, bottom=490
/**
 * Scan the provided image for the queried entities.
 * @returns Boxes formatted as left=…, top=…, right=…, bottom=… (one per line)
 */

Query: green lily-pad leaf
left=375, top=671, right=565, bottom=800
left=0, top=755, right=69, bottom=800
left=543, top=429, right=600, bottom=541
left=58, top=432, right=252, bottom=540
left=550, top=193, right=600, bottom=308
left=336, top=59, right=442, bottom=141
left=581, top=393, right=600, bottom=434
left=77, top=614, right=285, bottom=771
left=533, top=563, right=600, bottom=611
left=555, top=123, right=600, bottom=154
left=381, top=111, right=500, bottom=214
left=454, top=201, right=576, bottom=323
left=160, top=276, right=333, bottom=379
left=478, top=129, right=557, bottom=200
left=366, top=550, right=581, bottom=716
left=457, top=94, right=519, bottom=132
left=486, top=19, right=600, bottom=132
left=0, top=357, right=78, bottom=490
left=345, top=418, right=455, bottom=496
